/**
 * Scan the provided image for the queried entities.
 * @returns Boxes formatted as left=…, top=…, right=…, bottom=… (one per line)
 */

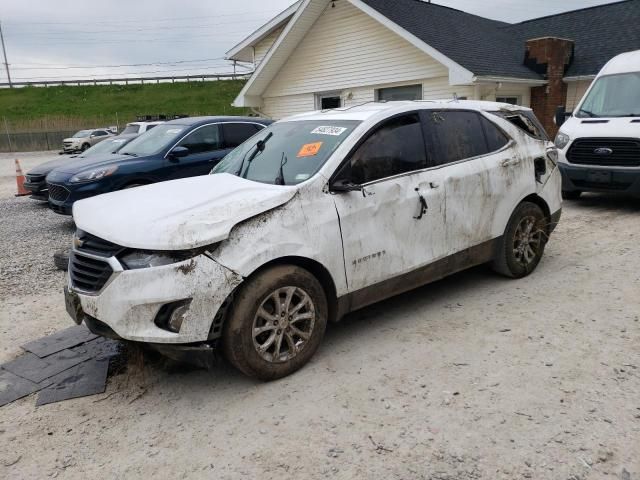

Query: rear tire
left=562, top=190, right=581, bottom=200
left=492, top=202, right=548, bottom=279
left=223, top=265, right=328, bottom=381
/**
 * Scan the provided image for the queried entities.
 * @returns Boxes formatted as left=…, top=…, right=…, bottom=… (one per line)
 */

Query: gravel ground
left=0, top=197, right=72, bottom=301
left=0, top=152, right=639, bottom=479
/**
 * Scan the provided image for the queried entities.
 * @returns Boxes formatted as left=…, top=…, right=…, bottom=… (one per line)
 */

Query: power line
left=5, top=17, right=272, bottom=36
left=11, top=57, right=230, bottom=70
left=11, top=64, right=246, bottom=81
left=4, top=9, right=281, bottom=26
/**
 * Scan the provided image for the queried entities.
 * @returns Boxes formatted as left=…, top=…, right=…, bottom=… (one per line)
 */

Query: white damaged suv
left=65, top=101, right=562, bottom=380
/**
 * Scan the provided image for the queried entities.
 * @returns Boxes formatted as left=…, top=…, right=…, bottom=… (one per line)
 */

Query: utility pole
left=0, top=21, right=12, bottom=88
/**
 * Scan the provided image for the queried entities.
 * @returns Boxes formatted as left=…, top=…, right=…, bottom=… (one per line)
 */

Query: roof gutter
left=473, top=76, right=548, bottom=86
left=563, top=75, right=596, bottom=82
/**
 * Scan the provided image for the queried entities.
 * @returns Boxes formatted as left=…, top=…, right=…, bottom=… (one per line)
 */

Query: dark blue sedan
left=46, top=116, right=272, bottom=215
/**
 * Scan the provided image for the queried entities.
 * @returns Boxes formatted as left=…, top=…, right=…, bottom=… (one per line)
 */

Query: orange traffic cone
left=15, top=159, right=30, bottom=197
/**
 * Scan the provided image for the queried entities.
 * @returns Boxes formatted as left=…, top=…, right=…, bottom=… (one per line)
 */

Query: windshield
left=73, top=130, right=92, bottom=138
left=121, top=124, right=140, bottom=135
left=212, top=120, right=361, bottom=185
left=577, top=72, right=640, bottom=118
left=119, top=124, right=188, bottom=157
left=81, top=137, right=131, bottom=156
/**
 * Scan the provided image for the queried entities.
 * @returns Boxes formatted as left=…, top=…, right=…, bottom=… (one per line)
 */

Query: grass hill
left=0, top=80, right=250, bottom=131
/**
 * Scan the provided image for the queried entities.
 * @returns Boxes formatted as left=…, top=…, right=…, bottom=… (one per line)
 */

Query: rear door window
left=222, top=123, right=263, bottom=148
left=423, top=111, right=490, bottom=166
left=179, top=124, right=222, bottom=154
left=479, top=116, right=510, bottom=152
left=348, top=113, right=427, bottom=184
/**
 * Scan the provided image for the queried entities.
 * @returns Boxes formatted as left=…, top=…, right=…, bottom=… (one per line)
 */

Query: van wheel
left=492, top=202, right=548, bottom=279
left=223, top=265, right=327, bottom=381
left=562, top=190, right=581, bottom=200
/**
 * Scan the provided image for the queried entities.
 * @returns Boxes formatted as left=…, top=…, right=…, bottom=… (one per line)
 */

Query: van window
left=577, top=72, right=640, bottom=118
left=121, top=124, right=140, bottom=135
left=349, top=113, right=427, bottom=184
left=423, top=111, right=489, bottom=166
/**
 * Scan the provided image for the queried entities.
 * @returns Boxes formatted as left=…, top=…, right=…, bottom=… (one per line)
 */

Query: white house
left=226, top=0, right=640, bottom=135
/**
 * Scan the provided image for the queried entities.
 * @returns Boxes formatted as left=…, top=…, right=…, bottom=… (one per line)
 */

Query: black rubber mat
left=2, top=348, right=92, bottom=383
left=21, top=325, right=97, bottom=358
left=36, top=358, right=110, bottom=407
left=0, top=369, right=50, bottom=407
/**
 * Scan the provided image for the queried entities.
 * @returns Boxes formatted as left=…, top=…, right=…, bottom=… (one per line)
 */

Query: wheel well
left=521, top=194, right=552, bottom=233
left=252, top=257, right=339, bottom=323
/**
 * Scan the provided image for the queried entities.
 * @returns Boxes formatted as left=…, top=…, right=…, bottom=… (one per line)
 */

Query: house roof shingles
left=360, top=0, right=640, bottom=80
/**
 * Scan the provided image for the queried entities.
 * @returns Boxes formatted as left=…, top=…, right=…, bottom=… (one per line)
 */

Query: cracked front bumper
left=68, top=254, right=243, bottom=344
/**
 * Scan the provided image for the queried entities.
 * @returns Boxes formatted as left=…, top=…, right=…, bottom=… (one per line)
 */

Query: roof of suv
left=283, top=100, right=529, bottom=122
left=164, top=116, right=271, bottom=127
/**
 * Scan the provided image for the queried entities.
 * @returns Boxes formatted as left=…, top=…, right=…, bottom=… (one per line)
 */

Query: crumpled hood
left=73, top=173, right=298, bottom=251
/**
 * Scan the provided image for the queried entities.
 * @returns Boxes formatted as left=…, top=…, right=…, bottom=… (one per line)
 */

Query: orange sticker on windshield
left=297, top=142, right=323, bottom=158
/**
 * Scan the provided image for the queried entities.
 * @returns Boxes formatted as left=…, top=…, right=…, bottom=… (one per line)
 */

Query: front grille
left=69, top=252, right=113, bottom=293
left=567, top=138, right=640, bottom=167
left=76, top=231, right=125, bottom=257
left=48, top=183, right=70, bottom=202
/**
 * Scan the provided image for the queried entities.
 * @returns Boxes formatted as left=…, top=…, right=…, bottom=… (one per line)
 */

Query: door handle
left=413, top=189, right=428, bottom=220
left=430, top=181, right=440, bottom=189
left=501, top=158, right=521, bottom=167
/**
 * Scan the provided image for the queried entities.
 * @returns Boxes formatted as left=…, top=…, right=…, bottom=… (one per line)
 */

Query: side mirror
left=330, top=178, right=362, bottom=193
left=90, top=134, right=97, bottom=138
left=555, top=106, right=571, bottom=127
left=169, top=146, right=189, bottom=159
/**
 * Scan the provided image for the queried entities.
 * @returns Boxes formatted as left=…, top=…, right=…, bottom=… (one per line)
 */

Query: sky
left=0, top=0, right=621, bottom=84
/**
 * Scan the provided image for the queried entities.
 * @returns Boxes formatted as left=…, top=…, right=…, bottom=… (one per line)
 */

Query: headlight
left=119, top=247, right=213, bottom=270
left=70, top=166, right=118, bottom=183
left=554, top=131, right=571, bottom=149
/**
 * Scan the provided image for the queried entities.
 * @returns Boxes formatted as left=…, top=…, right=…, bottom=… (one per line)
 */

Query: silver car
left=62, top=128, right=115, bottom=153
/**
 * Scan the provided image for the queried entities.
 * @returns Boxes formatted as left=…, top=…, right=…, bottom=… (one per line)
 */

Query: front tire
left=492, top=202, right=548, bottom=279
left=81, top=143, right=90, bottom=151
left=223, top=265, right=328, bottom=381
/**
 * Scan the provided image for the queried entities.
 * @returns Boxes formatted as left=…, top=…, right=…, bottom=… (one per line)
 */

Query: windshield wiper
left=578, top=109, right=599, bottom=118
left=237, top=132, right=274, bottom=178
left=274, top=152, right=288, bottom=186
left=121, top=152, right=138, bottom=157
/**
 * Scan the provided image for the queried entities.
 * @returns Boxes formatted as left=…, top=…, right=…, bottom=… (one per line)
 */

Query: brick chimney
left=525, top=37, right=574, bottom=137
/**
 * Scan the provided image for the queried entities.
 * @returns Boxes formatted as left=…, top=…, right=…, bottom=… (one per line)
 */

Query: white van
left=65, top=101, right=562, bottom=380
left=555, top=50, right=640, bottom=198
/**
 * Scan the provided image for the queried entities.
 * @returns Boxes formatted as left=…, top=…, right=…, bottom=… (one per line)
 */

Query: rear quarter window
left=491, top=110, right=548, bottom=141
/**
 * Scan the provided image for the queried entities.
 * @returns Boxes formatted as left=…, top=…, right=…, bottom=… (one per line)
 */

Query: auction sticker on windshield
left=297, top=142, right=323, bottom=158
left=311, top=126, right=348, bottom=136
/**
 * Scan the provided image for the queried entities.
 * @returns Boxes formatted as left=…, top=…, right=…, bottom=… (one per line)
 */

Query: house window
left=496, top=96, right=521, bottom=105
left=376, top=84, right=423, bottom=102
left=316, top=92, right=342, bottom=110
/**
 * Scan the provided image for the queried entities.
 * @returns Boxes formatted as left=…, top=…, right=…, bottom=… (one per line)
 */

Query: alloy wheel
left=252, top=287, right=316, bottom=363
